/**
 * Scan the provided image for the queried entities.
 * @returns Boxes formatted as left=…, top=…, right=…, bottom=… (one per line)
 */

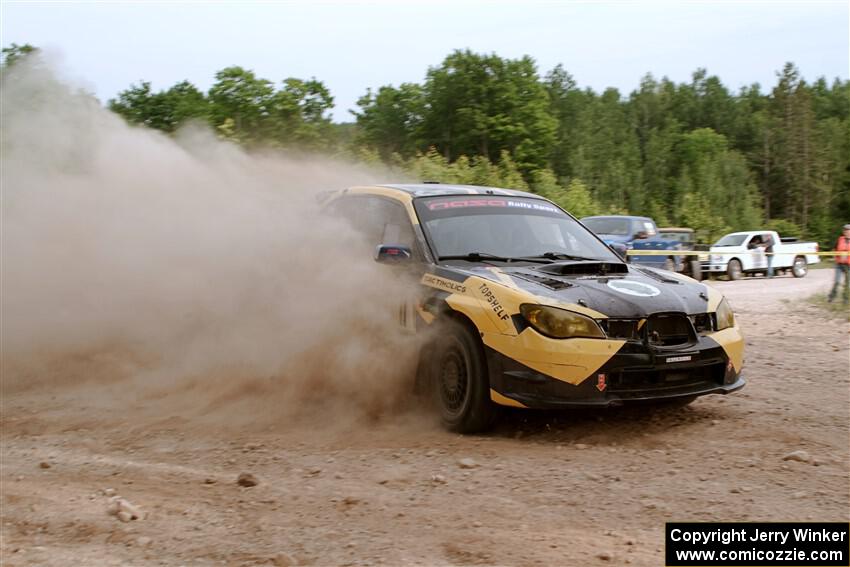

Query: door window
left=327, top=195, right=417, bottom=255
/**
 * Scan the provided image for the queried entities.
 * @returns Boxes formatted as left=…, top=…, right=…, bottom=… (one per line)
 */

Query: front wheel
left=430, top=320, right=496, bottom=433
left=792, top=256, right=808, bottom=278
left=727, top=259, right=743, bottom=281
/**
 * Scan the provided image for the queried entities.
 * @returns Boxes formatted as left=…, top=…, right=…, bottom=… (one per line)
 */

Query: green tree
left=544, top=64, right=590, bottom=178
left=98, top=50, right=849, bottom=245
left=352, top=83, right=424, bottom=159
left=268, top=77, right=334, bottom=148
left=673, top=128, right=762, bottom=236
left=419, top=50, right=556, bottom=173
left=208, top=66, right=276, bottom=143
left=109, top=80, right=208, bottom=132
left=1, top=43, right=37, bottom=68
left=570, top=87, right=642, bottom=212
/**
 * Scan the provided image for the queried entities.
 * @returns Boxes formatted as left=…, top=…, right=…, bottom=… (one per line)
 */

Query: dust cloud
left=1, top=58, right=424, bottom=430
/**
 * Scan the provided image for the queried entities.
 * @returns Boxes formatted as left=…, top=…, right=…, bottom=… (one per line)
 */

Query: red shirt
left=836, top=235, right=850, bottom=265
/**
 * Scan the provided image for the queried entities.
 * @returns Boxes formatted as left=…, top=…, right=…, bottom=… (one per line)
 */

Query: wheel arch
left=414, top=306, right=484, bottom=392
left=443, top=309, right=483, bottom=339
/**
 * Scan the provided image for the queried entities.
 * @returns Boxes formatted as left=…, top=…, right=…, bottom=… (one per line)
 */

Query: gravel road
left=2, top=269, right=848, bottom=566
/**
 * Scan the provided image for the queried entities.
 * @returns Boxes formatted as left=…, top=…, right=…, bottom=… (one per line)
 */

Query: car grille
left=607, top=362, right=725, bottom=394
left=688, top=313, right=713, bottom=333
left=645, top=314, right=695, bottom=347
left=599, top=319, right=639, bottom=340
left=601, top=313, right=707, bottom=342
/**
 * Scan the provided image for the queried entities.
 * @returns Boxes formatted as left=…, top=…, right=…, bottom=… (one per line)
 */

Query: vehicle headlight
left=715, top=297, right=735, bottom=330
left=520, top=304, right=605, bottom=339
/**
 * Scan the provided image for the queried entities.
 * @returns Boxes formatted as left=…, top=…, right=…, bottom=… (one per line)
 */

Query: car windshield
left=713, top=234, right=748, bottom=247
left=414, top=196, right=620, bottom=262
left=581, top=217, right=632, bottom=236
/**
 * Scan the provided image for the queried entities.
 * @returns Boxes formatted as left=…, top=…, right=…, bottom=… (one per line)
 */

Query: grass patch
left=807, top=292, right=850, bottom=321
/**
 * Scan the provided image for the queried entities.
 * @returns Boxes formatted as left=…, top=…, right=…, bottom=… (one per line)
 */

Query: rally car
left=324, top=184, right=745, bottom=432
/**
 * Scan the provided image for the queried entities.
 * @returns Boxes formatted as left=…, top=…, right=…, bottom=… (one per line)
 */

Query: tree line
left=3, top=43, right=848, bottom=246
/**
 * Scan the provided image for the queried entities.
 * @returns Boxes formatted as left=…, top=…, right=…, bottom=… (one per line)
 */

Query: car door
left=745, top=235, right=766, bottom=271
left=377, top=200, right=422, bottom=332
left=327, top=194, right=421, bottom=332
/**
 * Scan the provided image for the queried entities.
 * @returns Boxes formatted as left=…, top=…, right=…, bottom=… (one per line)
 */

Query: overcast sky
left=2, top=1, right=848, bottom=122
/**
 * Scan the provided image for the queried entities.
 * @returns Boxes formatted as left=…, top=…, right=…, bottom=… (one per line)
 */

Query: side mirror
left=635, top=231, right=649, bottom=240
left=374, top=244, right=412, bottom=264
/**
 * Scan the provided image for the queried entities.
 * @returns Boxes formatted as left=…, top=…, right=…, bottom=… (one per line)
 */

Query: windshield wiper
left=524, top=252, right=603, bottom=262
left=438, top=252, right=551, bottom=264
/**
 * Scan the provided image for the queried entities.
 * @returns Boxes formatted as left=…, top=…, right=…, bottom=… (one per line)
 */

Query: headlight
left=520, top=304, right=605, bottom=339
left=715, top=297, right=735, bottom=330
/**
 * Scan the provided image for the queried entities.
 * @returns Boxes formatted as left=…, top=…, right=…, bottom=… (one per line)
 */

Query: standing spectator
left=762, top=233, right=775, bottom=278
left=827, top=224, right=850, bottom=304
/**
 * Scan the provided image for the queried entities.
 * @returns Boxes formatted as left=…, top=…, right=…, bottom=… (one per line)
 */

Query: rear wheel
left=727, top=259, right=742, bottom=281
left=792, top=256, right=808, bottom=278
left=430, top=320, right=496, bottom=433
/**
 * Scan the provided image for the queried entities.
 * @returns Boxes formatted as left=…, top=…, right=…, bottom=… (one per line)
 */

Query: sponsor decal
left=428, top=199, right=507, bottom=210
left=596, top=373, right=607, bottom=391
left=477, top=282, right=510, bottom=321
left=421, top=274, right=466, bottom=294
left=606, top=279, right=661, bottom=297
left=505, top=200, right=559, bottom=213
left=427, top=198, right=558, bottom=213
left=666, top=355, right=692, bottom=364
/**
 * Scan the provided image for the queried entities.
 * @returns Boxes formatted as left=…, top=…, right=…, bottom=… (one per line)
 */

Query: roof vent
left=422, top=180, right=441, bottom=184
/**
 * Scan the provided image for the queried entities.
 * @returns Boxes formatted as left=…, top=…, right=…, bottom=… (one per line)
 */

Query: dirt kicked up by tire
left=1, top=271, right=847, bottom=566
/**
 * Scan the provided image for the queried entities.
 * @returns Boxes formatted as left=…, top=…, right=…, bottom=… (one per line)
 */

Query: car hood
left=596, top=234, right=632, bottom=244
left=441, top=261, right=710, bottom=318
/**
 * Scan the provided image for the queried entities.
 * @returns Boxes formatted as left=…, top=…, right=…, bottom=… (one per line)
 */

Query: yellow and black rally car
left=325, top=183, right=745, bottom=432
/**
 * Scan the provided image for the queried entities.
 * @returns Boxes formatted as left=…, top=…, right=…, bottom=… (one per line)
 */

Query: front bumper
left=701, top=262, right=729, bottom=273
left=486, top=337, right=745, bottom=409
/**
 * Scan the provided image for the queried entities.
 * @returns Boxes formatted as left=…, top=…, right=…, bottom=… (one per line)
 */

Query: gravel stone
left=236, top=473, right=258, bottom=487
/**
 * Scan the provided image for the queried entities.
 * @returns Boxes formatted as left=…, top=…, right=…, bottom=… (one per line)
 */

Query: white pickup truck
left=701, top=230, right=820, bottom=280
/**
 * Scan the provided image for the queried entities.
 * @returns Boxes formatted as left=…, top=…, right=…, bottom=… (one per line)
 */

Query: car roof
left=371, top=183, right=543, bottom=199
left=722, top=231, right=768, bottom=237
left=581, top=215, right=650, bottom=221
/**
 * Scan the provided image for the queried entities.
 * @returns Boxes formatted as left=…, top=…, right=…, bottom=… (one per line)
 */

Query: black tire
left=727, top=259, right=742, bottom=281
left=792, top=256, right=808, bottom=278
left=430, top=319, right=497, bottom=433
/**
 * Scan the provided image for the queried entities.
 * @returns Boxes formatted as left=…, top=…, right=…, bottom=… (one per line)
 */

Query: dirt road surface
left=2, top=269, right=848, bottom=566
